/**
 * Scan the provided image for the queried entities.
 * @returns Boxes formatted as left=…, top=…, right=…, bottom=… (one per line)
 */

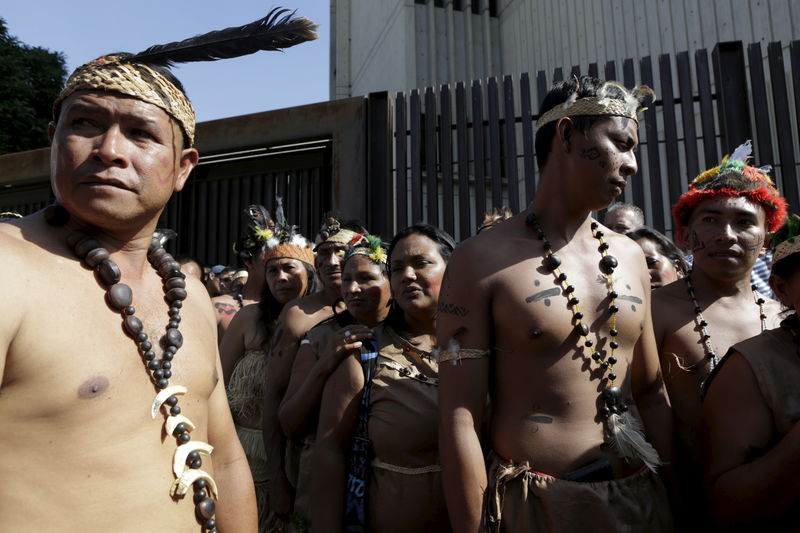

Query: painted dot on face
left=544, top=299, right=551, bottom=307
left=535, top=280, right=541, bottom=286
left=631, top=304, right=636, bottom=312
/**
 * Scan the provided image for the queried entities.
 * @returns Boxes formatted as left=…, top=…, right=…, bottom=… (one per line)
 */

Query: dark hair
left=535, top=76, right=630, bottom=169
left=388, top=223, right=456, bottom=265
left=258, top=260, right=316, bottom=348
left=627, top=226, right=690, bottom=276
left=772, top=253, right=800, bottom=281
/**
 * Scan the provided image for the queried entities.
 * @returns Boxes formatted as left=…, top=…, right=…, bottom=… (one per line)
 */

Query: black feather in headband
left=125, top=8, right=318, bottom=67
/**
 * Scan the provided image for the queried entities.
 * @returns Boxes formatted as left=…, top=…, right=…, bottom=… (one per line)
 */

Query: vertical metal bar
left=503, top=75, right=520, bottom=213
left=217, top=178, right=231, bottom=265
left=747, top=42, right=775, bottom=165
left=456, top=82, right=471, bottom=240
left=410, top=89, right=423, bottom=223
left=623, top=58, right=646, bottom=212
left=768, top=41, right=799, bottom=213
left=588, top=62, right=599, bottom=78
left=395, top=92, right=409, bottom=230
left=553, top=67, right=564, bottom=82
left=207, top=179, right=219, bottom=265
left=677, top=51, right=700, bottom=181
left=425, top=87, right=439, bottom=226
left=604, top=60, right=617, bottom=82
left=487, top=77, right=503, bottom=209
left=659, top=54, right=682, bottom=208
left=520, top=72, right=536, bottom=203
left=536, top=70, right=548, bottom=105
left=695, top=49, right=718, bottom=168
left=367, top=91, right=393, bottom=238
left=711, top=41, right=752, bottom=153
left=440, top=85, right=455, bottom=236
left=640, top=56, right=666, bottom=232
left=472, top=80, right=487, bottom=219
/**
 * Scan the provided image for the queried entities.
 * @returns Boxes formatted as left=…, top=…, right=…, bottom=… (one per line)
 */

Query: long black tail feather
left=126, top=7, right=318, bottom=67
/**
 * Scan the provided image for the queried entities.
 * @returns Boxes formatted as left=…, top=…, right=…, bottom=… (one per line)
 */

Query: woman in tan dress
left=312, top=224, right=456, bottom=532
left=279, top=234, right=392, bottom=531
left=220, top=223, right=316, bottom=532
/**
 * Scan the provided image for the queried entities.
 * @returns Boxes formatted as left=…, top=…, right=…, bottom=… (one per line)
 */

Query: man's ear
left=554, top=118, right=574, bottom=153
left=174, top=147, right=199, bottom=192
left=761, top=232, right=773, bottom=256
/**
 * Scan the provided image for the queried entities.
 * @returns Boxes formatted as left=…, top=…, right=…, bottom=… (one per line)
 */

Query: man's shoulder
left=450, top=214, right=532, bottom=274
left=0, top=214, right=66, bottom=276
left=600, top=222, right=645, bottom=257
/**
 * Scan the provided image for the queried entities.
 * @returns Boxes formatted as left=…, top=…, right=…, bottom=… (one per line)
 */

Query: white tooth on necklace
left=150, top=385, right=187, bottom=419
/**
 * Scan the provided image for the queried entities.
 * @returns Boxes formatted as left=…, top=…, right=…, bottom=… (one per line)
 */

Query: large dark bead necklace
left=685, top=273, right=766, bottom=372
left=44, top=204, right=219, bottom=533
left=526, top=214, right=625, bottom=418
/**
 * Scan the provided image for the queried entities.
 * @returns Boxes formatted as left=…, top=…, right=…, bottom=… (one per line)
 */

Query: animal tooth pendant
left=173, top=441, right=214, bottom=477
left=165, top=414, right=196, bottom=436
left=171, top=469, right=219, bottom=499
left=151, top=385, right=187, bottom=419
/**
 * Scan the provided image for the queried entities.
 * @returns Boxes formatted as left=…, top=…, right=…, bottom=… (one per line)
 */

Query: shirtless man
left=262, top=219, right=364, bottom=518
left=652, top=142, right=786, bottom=526
left=0, top=54, right=256, bottom=531
left=438, top=77, right=673, bottom=532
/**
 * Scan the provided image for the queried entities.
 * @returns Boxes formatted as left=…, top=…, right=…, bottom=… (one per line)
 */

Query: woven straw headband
left=54, top=56, right=196, bottom=145
left=263, top=244, right=315, bottom=267
left=536, top=96, right=639, bottom=128
left=773, top=239, right=800, bottom=266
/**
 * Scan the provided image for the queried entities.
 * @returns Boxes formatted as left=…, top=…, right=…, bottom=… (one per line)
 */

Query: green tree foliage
left=0, top=17, right=67, bottom=155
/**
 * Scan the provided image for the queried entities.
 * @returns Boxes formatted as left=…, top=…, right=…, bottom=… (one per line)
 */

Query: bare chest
left=660, top=300, right=771, bottom=367
left=3, top=274, right=217, bottom=420
left=491, top=254, right=647, bottom=360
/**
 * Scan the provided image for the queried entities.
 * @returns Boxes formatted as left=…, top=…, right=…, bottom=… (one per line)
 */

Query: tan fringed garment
left=484, top=451, right=672, bottom=533
left=53, top=56, right=196, bottom=145
left=227, top=349, right=267, bottom=423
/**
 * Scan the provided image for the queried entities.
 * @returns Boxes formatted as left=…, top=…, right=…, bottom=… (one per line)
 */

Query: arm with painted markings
left=437, top=244, right=492, bottom=533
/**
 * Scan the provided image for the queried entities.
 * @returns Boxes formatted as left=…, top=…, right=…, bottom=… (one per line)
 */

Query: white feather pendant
left=266, top=237, right=280, bottom=249
left=607, top=411, right=661, bottom=472
left=289, top=234, right=308, bottom=247
left=730, top=140, right=753, bottom=162
left=562, top=91, right=578, bottom=109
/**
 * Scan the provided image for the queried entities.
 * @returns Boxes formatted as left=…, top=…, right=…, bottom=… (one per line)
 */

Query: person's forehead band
left=535, top=81, right=654, bottom=128
left=54, top=56, right=196, bottom=145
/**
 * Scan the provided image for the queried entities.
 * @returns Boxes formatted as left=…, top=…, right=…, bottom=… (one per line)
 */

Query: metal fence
left=371, top=40, right=800, bottom=242
left=4, top=40, right=800, bottom=254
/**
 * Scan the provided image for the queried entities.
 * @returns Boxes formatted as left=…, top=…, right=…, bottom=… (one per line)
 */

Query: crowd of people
left=2, top=13, right=800, bottom=532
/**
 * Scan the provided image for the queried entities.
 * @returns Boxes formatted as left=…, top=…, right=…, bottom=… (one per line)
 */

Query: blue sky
left=2, top=1, right=330, bottom=122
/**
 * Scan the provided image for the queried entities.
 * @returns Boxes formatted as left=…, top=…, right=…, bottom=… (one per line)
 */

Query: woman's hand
left=320, top=325, right=373, bottom=375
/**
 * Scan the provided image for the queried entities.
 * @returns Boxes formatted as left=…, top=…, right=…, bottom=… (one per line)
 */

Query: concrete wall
left=332, top=0, right=800, bottom=97
left=498, top=0, right=800, bottom=77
